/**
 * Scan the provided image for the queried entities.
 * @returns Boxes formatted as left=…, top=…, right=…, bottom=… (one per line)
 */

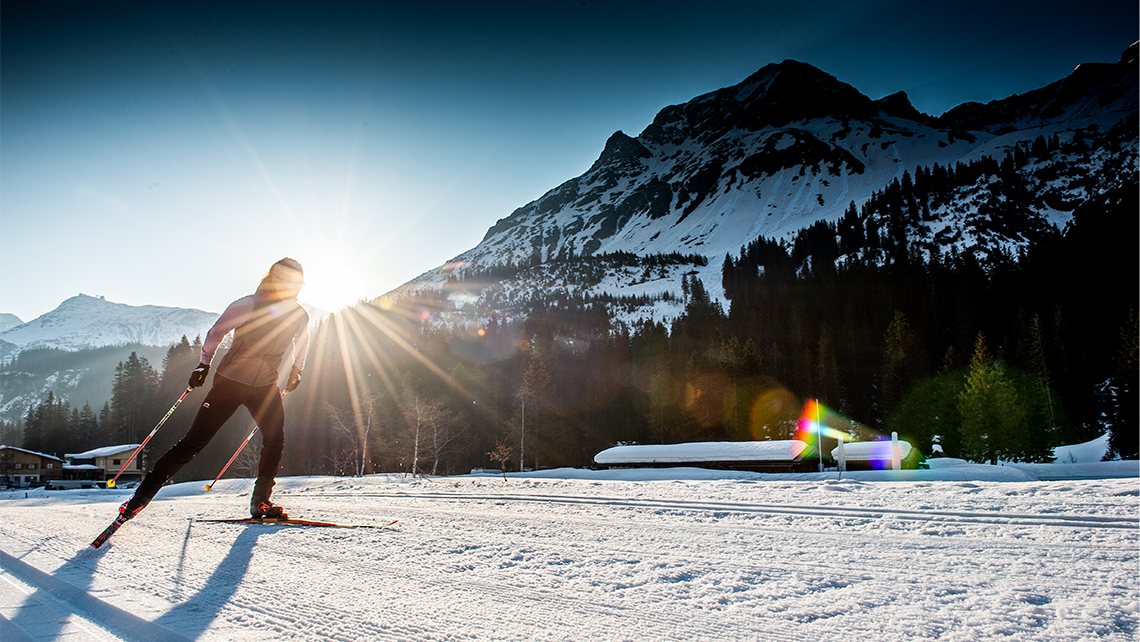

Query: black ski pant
left=132, top=375, right=285, bottom=507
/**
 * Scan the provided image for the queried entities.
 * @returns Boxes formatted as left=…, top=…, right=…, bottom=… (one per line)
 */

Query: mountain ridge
left=391, top=42, right=1137, bottom=330
left=0, top=294, right=218, bottom=359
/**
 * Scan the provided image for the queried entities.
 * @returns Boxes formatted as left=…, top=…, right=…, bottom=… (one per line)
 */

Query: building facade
left=0, top=446, right=65, bottom=488
left=64, top=445, right=143, bottom=484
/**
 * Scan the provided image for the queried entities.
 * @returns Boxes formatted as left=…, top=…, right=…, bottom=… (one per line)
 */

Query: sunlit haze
left=2, top=0, right=1135, bottom=321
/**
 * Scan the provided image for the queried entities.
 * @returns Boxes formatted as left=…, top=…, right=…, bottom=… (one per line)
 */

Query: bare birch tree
left=400, top=386, right=465, bottom=476
left=234, top=427, right=262, bottom=479
left=326, top=394, right=382, bottom=476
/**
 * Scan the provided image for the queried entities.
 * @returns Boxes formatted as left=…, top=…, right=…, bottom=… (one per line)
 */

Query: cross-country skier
left=117, top=258, right=310, bottom=521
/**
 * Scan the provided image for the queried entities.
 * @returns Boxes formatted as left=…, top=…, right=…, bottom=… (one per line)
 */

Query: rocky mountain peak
left=0, top=294, right=218, bottom=357
left=875, top=91, right=930, bottom=123
left=589, top=130, right=652, bottom=172
left=400, top=46, right=1137, bottom=333
left=640, top=59, right=876, bottom=148
left=939, top=42, right=1137, bottom=134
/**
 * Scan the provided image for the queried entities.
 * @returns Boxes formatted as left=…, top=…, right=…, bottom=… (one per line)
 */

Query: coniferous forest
left=6, top=157, right=1138, bottom=482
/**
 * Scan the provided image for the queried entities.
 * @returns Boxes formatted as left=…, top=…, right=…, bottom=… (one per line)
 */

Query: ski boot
left=118, top=497, right=148, bottom=521
left=251, top=499, right=288, bottom=521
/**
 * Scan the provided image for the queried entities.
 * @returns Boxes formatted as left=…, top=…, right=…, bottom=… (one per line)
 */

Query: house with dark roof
left=0, top=445, right=65, bottom=488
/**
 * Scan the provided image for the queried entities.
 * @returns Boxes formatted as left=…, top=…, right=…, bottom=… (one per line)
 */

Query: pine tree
left=881, top=310, right=920, bottom=416
left=76, top=402, right=101, bottom=450
left=109, top=352, right=159, bottom=443
left=148, top=336, right=202, bottom=457
left=0, top=418, right=22, bottom=445
left=22, top=392, right=71, bottom=456
left=816, top=331, right=844, bottom=412
left=1109, top=307, right=1138, bottom=459
left=957, top=333, right=1026, bottom=464
left=886, top=368, right=965, bottom=457
left=519, top=349, right=552, bottom=470
left=23, top=404, right=41, bottom=453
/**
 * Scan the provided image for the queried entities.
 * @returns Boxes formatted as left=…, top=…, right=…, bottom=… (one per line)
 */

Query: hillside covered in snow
left=0, top=295, right=217, bottom=360
left=0, top=296, right=218, bottom=425
left=391, top=43, right=1137, bottom=329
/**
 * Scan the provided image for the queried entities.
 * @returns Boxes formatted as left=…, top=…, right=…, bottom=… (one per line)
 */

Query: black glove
left=189, top=363, right=211, bottom=388
left=286, top=366, right=302, bottom=392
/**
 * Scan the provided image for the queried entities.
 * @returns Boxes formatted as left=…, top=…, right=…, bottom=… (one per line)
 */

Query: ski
left=195, top=517, right=397, bottom=529
left=90, top=515, right=129, bottom=549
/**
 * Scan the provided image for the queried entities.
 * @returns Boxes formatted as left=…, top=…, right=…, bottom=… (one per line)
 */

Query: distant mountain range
left=0, top=295, right=330, bottom=423
left=0, top=294, right=218, bottom=362
left=0, top=295, right=219, bottom=422
left=392, top=42, right=1137, bottom=329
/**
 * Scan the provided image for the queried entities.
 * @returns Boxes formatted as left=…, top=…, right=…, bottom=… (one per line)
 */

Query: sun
left=299, top=259, right=372, bottom=314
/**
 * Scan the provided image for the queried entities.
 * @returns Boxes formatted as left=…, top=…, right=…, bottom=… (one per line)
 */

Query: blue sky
left=2, top=0, right=1136, bottom=322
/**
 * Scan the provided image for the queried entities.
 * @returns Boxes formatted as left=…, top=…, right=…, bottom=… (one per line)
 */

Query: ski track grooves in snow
left=302, top=490, right=1139, bottom=530
left=308, top=491, right=1134, bottom=597
left=193, top=515, right=801, bottom=641
left=1, top=476, right=1136, bottom=641
left=2, top=505, right=812, bottom=641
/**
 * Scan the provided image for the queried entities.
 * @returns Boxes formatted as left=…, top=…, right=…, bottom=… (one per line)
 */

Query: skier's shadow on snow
left=153, top=526, right=266, bottom=638
left=0, top=525, right=210, bottom=642
left=3, top=513, right=263, bottom=641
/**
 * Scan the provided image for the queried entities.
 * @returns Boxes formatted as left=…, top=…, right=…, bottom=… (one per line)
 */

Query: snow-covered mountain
left=0, top=294, right=218, bottom=359
left=0, top=296, right=219, bottom=422
left=0, top=313, right=22, bottom=333
left=0, top=295, right=333, bottom=422
left=391, top=43, right=1137, bottom=329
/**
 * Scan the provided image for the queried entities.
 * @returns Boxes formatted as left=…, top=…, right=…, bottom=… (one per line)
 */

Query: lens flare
left=748, top=386, right=800, bottom=440
left=684, top=372, right=734, bottom=428
left=794, top=399, right=852, bottom=445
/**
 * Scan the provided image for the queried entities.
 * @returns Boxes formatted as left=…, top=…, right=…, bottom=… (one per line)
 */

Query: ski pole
left=205, top=391, right=286, bottom=492
left=107, top=387, right=193, bottom=488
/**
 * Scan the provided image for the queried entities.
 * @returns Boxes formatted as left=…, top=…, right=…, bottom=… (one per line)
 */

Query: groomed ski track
left=1, top=473, right=1137, bottom=641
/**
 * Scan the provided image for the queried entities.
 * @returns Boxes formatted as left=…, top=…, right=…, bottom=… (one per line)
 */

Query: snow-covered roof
left=831, top=440, right=913, bottom=462
left=0, top=445, right=64, bottom=461
left=65, top=445, right=140, bottom=459
left=63, top=464, right=102, bottom=470
left=1052, top=433, right=1110, bottom=464
left=594, top=440, right=808, bottom=464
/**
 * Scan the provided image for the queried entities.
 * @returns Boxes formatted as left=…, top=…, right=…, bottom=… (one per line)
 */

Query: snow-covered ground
left=1, top=459, right=1137, bottom=641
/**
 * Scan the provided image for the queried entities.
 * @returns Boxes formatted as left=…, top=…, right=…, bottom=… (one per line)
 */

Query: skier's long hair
left=256, top=258, right=304, bottom=300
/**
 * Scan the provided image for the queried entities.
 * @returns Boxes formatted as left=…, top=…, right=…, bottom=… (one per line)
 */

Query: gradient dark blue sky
left=2, top=0, right=1136, bottom=320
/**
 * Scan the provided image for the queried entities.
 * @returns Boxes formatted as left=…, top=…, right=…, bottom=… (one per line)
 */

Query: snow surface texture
left=1, top=461, right=1137, bottom=641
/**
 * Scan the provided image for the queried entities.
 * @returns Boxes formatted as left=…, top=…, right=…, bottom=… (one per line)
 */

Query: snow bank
left=481, top=463, right=1038, bottom=482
